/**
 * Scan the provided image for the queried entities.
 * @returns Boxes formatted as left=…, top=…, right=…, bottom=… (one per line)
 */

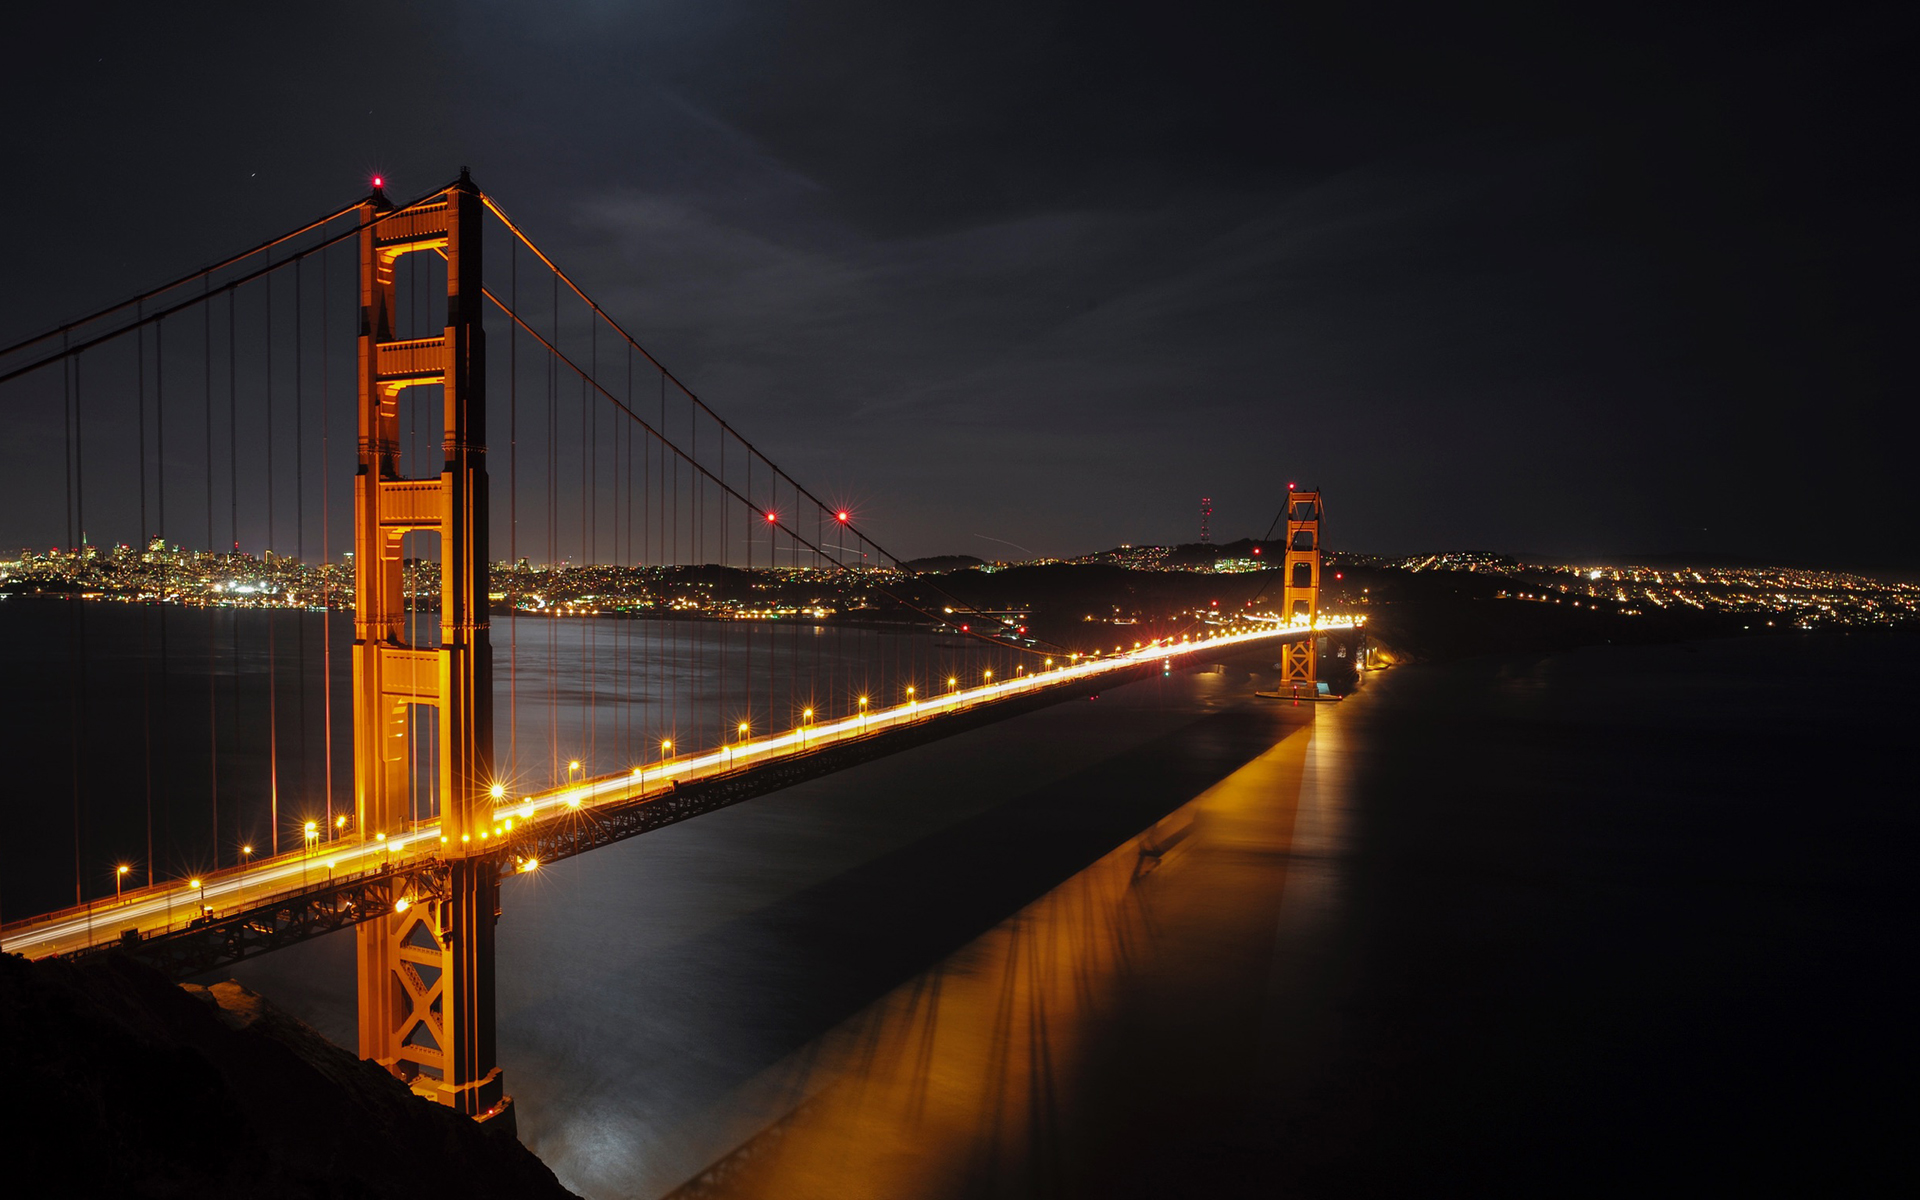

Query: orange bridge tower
left=351, top=172, right=504, bottom=1120
left=1278, top=488, right=1322, bottom=693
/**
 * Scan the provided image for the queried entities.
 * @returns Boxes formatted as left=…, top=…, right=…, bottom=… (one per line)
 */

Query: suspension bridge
left=0, top=173, right=1347, bottom=1125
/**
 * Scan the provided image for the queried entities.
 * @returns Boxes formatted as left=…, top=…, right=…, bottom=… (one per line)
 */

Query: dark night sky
left=1, top=2, right=1913, bottom=566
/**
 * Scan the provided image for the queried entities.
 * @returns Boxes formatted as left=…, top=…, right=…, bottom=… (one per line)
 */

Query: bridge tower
left=351, top=172, right=504, bottom=1120
left=1278, top=488, right=1322, bottom=692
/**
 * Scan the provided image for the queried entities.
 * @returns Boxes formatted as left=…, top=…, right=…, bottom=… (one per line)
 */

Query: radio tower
left=1200, top=497, right=1212, bottom=544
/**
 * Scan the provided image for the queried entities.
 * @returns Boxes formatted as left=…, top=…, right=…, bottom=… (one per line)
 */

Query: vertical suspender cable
left=295, top=258, right=308, bottom=826
left=206, top=304, right=218, bottom=863
left=322, top=240, right=334, bottom=830
left=548, top=274, right=558, bottom=784
left=157, top=319, right=173, bottom=870
left=138, top=318, right=154, bottom=884
left=228, top=295, right=241, bottom=853
left=508, top=241, right=518, bottom=787
left=266, top=279, right=279, bottom=854
left=583, top=328, right=592, bottom=767
left=65, top=348, right=80, bottom=905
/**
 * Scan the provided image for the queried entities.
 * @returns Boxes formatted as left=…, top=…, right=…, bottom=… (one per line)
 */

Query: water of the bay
left=213, top=631, right=1912, bottom=1196
left=4, top=609, right=1909, bottom=1195
left=0, top=603, right=994, bottom=919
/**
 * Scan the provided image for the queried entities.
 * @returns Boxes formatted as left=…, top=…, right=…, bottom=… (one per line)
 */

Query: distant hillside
left=901, top=554, right=985, bottom=573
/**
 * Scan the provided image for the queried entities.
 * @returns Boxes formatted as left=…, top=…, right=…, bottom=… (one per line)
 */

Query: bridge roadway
left=1, top=621, right=1352, bottom=968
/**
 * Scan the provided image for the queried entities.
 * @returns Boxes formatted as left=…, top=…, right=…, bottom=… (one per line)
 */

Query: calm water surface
left=8, top=610, right=1908, bottom=1195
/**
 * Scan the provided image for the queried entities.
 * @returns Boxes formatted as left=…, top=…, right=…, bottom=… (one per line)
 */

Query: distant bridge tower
left=351, top=172, right=504, bottom=1120
left=1278, top=487, right=1322, bottom=691
left=1200, top=497, right=1212, bottom=544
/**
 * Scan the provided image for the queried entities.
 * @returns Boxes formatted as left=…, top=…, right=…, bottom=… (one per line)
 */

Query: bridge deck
left=1, top=623, right=1348, bottom=969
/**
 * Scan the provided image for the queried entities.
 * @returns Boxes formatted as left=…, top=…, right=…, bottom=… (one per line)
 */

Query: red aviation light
left=836, top=510, right=850, bottom=522
left=372, top=175, right=384, bottom=188
left=1251, top=547, right=1261, bottom=556
left=764, top=511, right=778, bottom=524
left=1287, top=481, right=1296, bottom=490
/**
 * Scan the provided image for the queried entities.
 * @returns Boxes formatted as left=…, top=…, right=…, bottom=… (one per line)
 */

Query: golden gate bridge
left=0, top=172, right=1344, bottom=1125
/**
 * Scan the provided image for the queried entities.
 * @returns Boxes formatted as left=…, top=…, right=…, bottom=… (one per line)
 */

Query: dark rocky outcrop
left=0, top=952, right=577, bottom=1199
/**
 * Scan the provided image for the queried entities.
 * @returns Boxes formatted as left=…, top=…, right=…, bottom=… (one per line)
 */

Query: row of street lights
left=93, top=656, right=1120, bottom=935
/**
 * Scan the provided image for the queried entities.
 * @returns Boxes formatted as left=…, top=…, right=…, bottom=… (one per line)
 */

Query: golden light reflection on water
left=671, top=708, right=1321, bottom=1200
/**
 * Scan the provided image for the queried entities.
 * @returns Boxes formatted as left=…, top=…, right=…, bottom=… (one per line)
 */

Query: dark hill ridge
left=0, top=952, right=577, bottom=1199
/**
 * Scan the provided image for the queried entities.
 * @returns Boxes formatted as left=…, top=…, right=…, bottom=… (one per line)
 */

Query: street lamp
left=661, top=739, right=673, bottom=761
left=191, top=877, right=207, bottom=920
left=568, top=760, right=582, bottom=783
left=858, top=696, right=867, bottom=722
left=115, top=864, right=129, bottom=904
left=905, top=685, right=915, bottom=706
left=303, top=822, right=318, bottom=886
left=948, top=676, right=957, bottom=694
left=241, top=844, right=254, bottom=868
left=801, top=708, right=813, bottom=744
left=983, top=669, right=992, bottom=685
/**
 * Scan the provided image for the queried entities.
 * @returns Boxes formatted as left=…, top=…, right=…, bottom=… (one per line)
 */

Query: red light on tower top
left=1287, top=481, right=1296, bottom=491
left=372, top=175, right=384, bottom=189
left=836, top=510, right=850, bottom=523
left=764, top=511, right=777, bottom=524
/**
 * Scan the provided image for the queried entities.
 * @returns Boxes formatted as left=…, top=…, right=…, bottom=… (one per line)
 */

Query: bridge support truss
left=1279, top=489, right=1323, bottom=692
left=351, top=172, right=504, bottom=1119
